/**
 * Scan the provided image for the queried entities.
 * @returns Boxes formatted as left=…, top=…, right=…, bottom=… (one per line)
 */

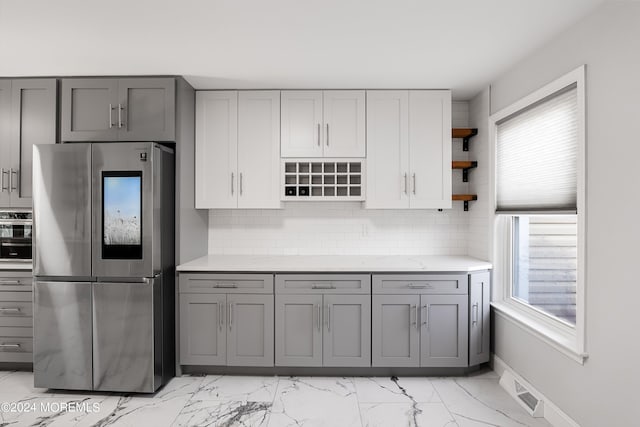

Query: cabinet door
left=61, top=78, right=119, bottom=141
left=323, top=294, right=371, bottom=367
left=180, top=294, right=226, bottom=365
left=195, top=91, right=238, bottom=209
left=372, top=294, right=419, bottom=367
left=227, top=294, right=274, bottom=366
left=365, top=91, right=410, bottom=209
left=281, top=91, right=323, bottom=158
left=420, top=294, right=468, bottom=367
left=275, top=294, right=322, bottom=366
left=469, top=271, right=491, bottom=366
left=237, top=91, right=281, bottom=209
left=0, top=80, right=11, bottom=206
left=10, top=79, right=57, bottom=207
left=323, top=90, right=365, bottom=157
left=118, top=78, right=175, bottom=141
left=408, top=90, right=452, bottom=209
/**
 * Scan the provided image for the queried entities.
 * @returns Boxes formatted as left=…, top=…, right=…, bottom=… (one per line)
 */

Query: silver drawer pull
left=214, top=283, right=238, bottom=288
left=0, top=308, right=22, bottom=313
left=0, top=280, right=22, bottom=286
left=408, top=283, right=431, bottom=289
left=311, top=283, right=335, bottom=289
left=0, top=343, right=21, bottom=350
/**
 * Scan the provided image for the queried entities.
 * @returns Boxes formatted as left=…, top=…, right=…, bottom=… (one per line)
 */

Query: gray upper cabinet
left=227, top=293, right=274, bottom=367
left=420, top=294, right=468, bottom=367
left=275, top=294, right=323, bottom=367
left=0, top=79, right=57, bottom=208
left=61, top=78, right=175, bottom=142
left=469, top=271, right=491, bottom=366
left=372, top=294, right=420, bottom=367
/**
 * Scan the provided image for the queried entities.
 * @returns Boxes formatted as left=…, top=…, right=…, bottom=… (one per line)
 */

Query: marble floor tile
left=269, top=377, right=361, bottom=427
left=172, top=399, right=271, bottom=427
left=0, top=370, right=52, bottom=399
left=191, top=375, right=279, bottom=403
left=354, top=376, right=441, bottom=403
left=359, top=402, right=457, bottom=427
left=432, top=378, right=551, bottom=427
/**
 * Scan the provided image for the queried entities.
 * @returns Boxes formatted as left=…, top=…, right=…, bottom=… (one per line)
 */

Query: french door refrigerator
left=32, top=142, right=175, bottom=393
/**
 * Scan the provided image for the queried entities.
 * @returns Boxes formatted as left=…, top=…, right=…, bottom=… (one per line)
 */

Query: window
left=490, top=66, right=586, bottom=362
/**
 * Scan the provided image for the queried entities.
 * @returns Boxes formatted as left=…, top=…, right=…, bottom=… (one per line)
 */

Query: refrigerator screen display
left=102, top=171, right=142, bottom=259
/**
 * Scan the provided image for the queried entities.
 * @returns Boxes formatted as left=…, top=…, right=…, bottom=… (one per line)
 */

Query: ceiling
left=0, top=0, right=609, bottom=99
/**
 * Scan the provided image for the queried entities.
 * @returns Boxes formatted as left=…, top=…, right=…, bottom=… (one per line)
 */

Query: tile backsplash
left=208, top=202, right=470, bottom=256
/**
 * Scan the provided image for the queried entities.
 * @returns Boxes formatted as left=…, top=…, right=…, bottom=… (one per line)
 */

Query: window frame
left=489, top=65, right=587, bottom=364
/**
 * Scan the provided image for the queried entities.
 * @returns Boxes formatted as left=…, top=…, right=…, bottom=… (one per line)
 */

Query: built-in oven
left=0, top=210, right=32, bottom=262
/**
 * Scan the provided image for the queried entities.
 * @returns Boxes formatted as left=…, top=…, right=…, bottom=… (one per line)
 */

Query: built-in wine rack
left=282, top=160, right=365, bottom=201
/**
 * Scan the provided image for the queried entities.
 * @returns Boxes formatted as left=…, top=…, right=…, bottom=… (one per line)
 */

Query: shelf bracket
left=463, top=129, right=477, bottom=151
left=461, top=161, right=478, bottom=182
left=464, top=201, right=469, bottom=211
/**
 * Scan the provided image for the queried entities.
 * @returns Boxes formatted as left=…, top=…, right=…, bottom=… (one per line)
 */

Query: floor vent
left=499, top=370, right=545, bottom=417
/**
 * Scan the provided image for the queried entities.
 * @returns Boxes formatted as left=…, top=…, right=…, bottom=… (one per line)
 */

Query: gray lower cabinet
left=180, top=292, right=274, bottom=366
left=275, top=279, right=371, bottom=367
left=0, top=271, right=33, bottom=363
left=469, top=271, right=491, bottom=366
left=0, top=79, right=57, bottom=207
left=372, top=273, right=473, bottom=368
left=61, top=77, right=175, bottom=142
left=420, top=294, right=468, bottom=367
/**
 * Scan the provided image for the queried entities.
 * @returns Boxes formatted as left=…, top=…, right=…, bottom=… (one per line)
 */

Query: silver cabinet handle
left=0, top=280, right=21, bottom=286
left=408, top=283, right=427, bottom=289
left=118, top=104, right=124, bottom=128
left=239, top=173, right=243, bottom=196
left=411, top=305, right=417, bottom=328
left=472, top=303, right=479, bottom=325
left=421, top=305, right=427, bottom=326
left=109, top=104, right=115, bottom=128
left=317, top=123, right=321, bottom=146
left=9, top=168, right=17, bottom=193
left=231, top=172, right=234, bottom=195
left=403, top=173, right=408, bottom=195
left=412, top=173, right=416, bottom=195
left=0, top=343, right=21, bottom=350
left=327, top=304, right=331, bottom=332
left=228, top=303, right=233, bottom=330
left=219, top=303, right=224, bottom=331
left=0, top=308, right=22, bottom=314
left=311, top=283, right=335, bottom=289
left=425, top=305, right=429, bottom=330
left=326, top=123, right=329, bottom=146
left=0, top=168, right=8, bottom=192
left=214, top=283, right=238, bottom=288
left=316, top=304, right=321, bottom=331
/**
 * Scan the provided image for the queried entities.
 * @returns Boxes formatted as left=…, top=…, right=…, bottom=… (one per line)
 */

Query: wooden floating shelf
left=452, top=161, right=478, bottom=182
left=452, top=194, right=478, bottom=211
left=452, top=128, right=478, bottom=151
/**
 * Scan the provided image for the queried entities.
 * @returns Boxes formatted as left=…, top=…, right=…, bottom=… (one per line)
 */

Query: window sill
left=491, top=301, right=588, bottom=365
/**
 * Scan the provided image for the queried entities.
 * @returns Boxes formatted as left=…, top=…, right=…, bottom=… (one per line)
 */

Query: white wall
left=208, top=102, right=477, bottom=256
left=487, top=2, right=640, bottom=426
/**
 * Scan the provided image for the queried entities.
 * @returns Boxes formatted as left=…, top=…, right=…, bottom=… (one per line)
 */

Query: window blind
left=496, top=84, right=578, bottom=213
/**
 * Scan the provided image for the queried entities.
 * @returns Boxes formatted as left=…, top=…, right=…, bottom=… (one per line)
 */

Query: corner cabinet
left=195, top=91, right=281, bottom=209
left=61, top=77, right=175, bottom=142
left=366, top=90, right=452, bottom=209
left=178, top=273, right=275, bottom=367
left=0, top=79, right=57, bottom=208
left=281, top=90, right=366, bottom=158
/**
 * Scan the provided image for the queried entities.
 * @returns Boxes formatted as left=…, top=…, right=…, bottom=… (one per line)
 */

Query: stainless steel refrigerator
left=32, top=142, right=175, bottom=393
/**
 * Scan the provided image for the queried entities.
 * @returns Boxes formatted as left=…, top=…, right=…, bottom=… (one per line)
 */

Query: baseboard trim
left=492, top=355, right=581, bottom=427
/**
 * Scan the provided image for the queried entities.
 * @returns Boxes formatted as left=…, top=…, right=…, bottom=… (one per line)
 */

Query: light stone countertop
left=0, top=262, right=32, bottom=271
left=177, top=255, right=492, bottom=273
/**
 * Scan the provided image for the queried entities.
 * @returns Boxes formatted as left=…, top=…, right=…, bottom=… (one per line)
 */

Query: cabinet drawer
left=275, top=274, right=371, bottom=294
left=0, top=336, right=32, bottom=363
left=372, top=274, right=468, bottom=294
left=0, top=301, right=33, bottom=327
left=0, top=326, right=33, bottom=338
left=0, top=273, right=33, bottom=292
left=0, top=291, right=32, bottom=302
left=179, top=273, right=273, bottom=294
